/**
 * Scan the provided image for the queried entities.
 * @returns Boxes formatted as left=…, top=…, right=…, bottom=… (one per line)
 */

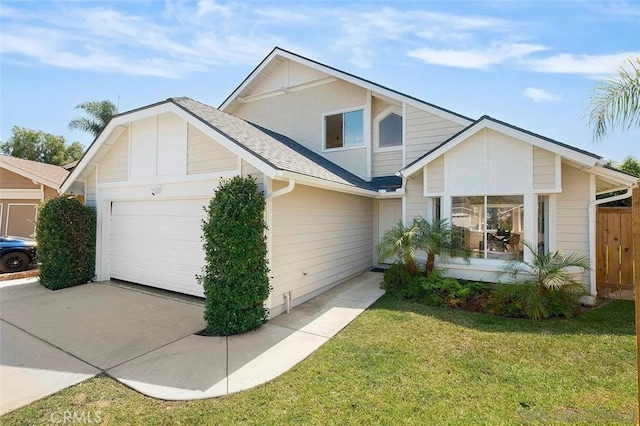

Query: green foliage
left=198, top=176, right=270, bottom=336
left=381, top=263, right=415, bottom=295
left=69, top=100, right=118, bottom=138
left=376, top=221, right=420, bottom=274
left=495, top=241, right=588, bottom=319
left=418, top=270, right=486, bottom=307
left=589, top=56, right=640, bottom=141
left=376, top=217, right=471, bottom=275
left=414, top=218, right=471, bottom=273
left=600, top=156, right=640, bottom=206
left=36, top=197, right=96, bottom=290
left=0, top=126, right=84, bottom=165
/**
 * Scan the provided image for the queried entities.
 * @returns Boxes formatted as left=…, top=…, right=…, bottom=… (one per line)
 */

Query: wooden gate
left=596, top=207, right=635, bottom=299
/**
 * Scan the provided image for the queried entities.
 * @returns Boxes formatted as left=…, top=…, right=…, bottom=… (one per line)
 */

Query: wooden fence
left=596, top=207, right=635, bottom=299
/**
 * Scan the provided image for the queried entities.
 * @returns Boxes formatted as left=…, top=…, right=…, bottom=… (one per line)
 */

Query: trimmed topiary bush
left=198, top=176, right=270, bottom=336
left=36, top=196, right=96, bottom=290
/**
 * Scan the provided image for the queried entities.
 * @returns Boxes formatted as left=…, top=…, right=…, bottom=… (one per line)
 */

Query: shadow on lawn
left=370, top=294, right=636, bottom=336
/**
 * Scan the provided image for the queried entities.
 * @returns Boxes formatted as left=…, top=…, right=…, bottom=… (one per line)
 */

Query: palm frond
left=588, top=57, right=640, bottom=142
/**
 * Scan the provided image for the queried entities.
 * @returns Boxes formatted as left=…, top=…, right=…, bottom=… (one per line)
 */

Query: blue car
left=0, top=235, right=38, bottom=273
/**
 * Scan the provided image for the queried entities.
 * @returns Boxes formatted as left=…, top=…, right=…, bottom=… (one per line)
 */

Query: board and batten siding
left=405, top=105, right=465, bottom=165
left=85, top=168, right=97, bottom=207
left=270, top=183, right=373, bottom=316
left=187, top=124, right=237, bottom=175
left=98, top=131, right=128, bottom=183
left=533, top=147, right=556, bottom=190
left=555, top=164, right=591, bottom=257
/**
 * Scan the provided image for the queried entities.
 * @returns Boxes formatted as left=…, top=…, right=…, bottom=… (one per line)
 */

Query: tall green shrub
left=198, top=176, right=270, bottom=336
left=36, top=197, right=96, bottom=290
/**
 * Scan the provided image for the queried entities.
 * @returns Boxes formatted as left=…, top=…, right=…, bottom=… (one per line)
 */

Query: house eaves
left=219, top=47, right=473, bottom=127
left=400, top=115, right=603, bottom=178
left=62, top=97, right=401, bottom=197
left=0, top=155, right=69, bottom=190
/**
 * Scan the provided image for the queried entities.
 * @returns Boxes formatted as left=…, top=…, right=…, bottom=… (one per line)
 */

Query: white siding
left=372, top=151, right=402, bottom=177
left=270, top=184, right=373, bottom=316
left=445, top=129, right=533, bottom=195
left=533, top=147, right=556, bottom=190
left=130, top=117, right=158, bottom=179
left=425, top=155, right=444, bottom=193
left=157, top=113, right=187, bottom=177
left=85, top=168, right=97, bottom=207
left=187, top=124, right=237, bottom=174
left=232, top=79, right=368, bottom=178
left=241, top=160, right=264, bottom=192
left=406, top=170, right=426, bottom=224
left=556, top=164, right=590, bottom=256
left=98, top=131, right=128, bottom=183
left=405, top=105, right=464, bottom=164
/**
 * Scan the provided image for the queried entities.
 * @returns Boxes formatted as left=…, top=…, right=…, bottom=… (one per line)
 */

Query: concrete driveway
left=0, top=278, right=205, bottom=414
left=1, top=272, right=384, bottom=415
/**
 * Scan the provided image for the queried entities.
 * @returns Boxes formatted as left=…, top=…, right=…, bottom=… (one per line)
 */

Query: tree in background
left=589, top=57, right=640, bottom=142
left=0, top=126, right=84, bottom=166
left=68, top=100, right=118, bottom=138
left=601, top=155, right=640, bottom=207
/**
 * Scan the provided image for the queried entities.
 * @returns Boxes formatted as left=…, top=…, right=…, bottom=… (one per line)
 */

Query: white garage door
left=110, top=199, right=209, bottom=297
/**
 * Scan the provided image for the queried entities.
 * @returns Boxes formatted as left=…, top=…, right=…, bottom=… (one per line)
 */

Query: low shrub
left=381, top=263, right=416, bottom=295
left=419, top=271, right=487, bottom=308
left=490, top=282, right=585, bottom=320
left=36, top=196, right=96, bottom=290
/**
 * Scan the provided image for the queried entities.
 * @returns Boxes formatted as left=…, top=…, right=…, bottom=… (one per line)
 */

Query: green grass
left=3, top=297, right=637, bottom=425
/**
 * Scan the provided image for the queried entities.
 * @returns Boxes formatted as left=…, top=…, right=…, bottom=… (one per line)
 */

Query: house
left=0, top=155, right=70, bottom=238
left=60, top=48, right=637, bottom=316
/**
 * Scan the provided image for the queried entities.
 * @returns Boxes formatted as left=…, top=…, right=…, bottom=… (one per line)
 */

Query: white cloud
left=524, top=52, right=640, bottom=75
left=408, top=43, right=548, bottom=69
left=523, top=87, right=561, bottom=103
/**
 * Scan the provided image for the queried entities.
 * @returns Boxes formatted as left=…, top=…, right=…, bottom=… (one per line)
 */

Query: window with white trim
left=324, top=109, right=364, bottom=149
left=451, top=195, right=524, bottom=260
left=374, top=106, right=403, bottom=151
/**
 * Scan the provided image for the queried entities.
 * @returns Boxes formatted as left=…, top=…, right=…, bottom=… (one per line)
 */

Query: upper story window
left=374, top=106, right=403, bottom=151
left=325, top=109, right=364, bottom=150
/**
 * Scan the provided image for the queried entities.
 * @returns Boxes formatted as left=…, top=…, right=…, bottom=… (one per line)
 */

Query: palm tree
left=496, top=241, right=590, bottom=319
left=68, top=100, right=118, bottom=138
left=376, top=220, right=421, bottom=274
left=414, top=218, right=471, bottom=273
left=588, top=57, right=640, bottom=142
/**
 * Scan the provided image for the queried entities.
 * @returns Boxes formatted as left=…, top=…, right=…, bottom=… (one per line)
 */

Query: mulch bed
left=0, top=268, right=40, bottom=281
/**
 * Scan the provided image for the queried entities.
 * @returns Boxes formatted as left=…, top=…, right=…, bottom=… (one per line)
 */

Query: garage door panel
left=110, top=199, right=208, bottom=297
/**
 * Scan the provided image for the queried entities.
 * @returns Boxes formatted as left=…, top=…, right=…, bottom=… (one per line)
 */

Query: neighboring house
left=61, top=48, right=637, bottom=316
left=0, top=155, right=69, bottom=238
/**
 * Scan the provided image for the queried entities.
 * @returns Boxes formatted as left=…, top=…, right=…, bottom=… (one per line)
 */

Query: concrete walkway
left=0, top=272, right=384, bottom=413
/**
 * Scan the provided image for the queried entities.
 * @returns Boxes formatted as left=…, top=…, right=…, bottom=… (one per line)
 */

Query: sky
left=1, top=0, right=639, bottom=163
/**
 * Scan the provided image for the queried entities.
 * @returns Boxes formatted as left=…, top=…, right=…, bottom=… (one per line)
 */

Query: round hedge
left=198, top=176, right=270, bottom=336
left=36, top=197, right=96, bottom=290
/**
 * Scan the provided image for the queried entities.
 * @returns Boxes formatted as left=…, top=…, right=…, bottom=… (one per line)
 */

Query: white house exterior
left=62, top=48, right=637, bottom=316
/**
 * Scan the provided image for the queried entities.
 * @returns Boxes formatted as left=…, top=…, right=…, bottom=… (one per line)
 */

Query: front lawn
left=3, top=296, right=636, bottom=425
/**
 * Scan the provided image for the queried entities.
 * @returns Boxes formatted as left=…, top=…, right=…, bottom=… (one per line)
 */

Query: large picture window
left=325, top=109, right=364, bottom=149
left=451, top=195, right=524, bottom=260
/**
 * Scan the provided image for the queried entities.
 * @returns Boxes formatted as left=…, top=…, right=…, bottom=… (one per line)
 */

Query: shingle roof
left=170, top=97, right=401, bottom=192
left=0, top=155, right=69, bottom=188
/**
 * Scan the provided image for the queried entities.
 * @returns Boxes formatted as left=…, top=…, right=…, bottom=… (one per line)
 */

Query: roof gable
left=401, top=115, right=603, bottom=177
left=220, top=47, right=472, bottom=126
left=62, top=97, right=400, bottom=195
left=0, top=155, right=69, bottom=189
